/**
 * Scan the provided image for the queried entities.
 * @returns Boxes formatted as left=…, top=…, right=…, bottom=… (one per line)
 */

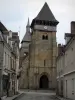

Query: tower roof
left=31, top=2, right=59, bottom=28
left=21, top=18, right=31, bottom=43
left=21, top=31, right=31, bottom=43
left=27, top=18, right=30, bottom=27
left=35, top=2, right=57, bottom=22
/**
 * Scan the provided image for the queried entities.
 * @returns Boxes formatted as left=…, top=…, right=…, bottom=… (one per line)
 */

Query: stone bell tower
left=29, top=2, right=59, bottom=89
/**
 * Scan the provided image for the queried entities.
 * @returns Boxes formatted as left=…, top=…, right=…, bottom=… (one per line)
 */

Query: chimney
left=71, top=21, right=75, bottom=34
left=58, top=44, right=65, bottom=56
left=58, top=44, right=61, bottom=56
left=65, top=33, right=71, bottom=44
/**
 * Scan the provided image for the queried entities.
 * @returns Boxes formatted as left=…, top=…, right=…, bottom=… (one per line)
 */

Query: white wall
left=3, top=45, right=11, bottom=70
left=57, top=55, right=64, bottom=78
left=63, top=39, right=75, bottom=99
left=64, top=39, right=75, bottom=74
left=64, top=73, right=75, bottom=100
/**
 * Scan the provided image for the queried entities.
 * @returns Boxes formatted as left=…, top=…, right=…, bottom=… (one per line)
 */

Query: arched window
left=46, top=35, right=48, bottom=40
left=42, top=35, right=48, bottom=40
left=42, top=35, right=45, bottom=39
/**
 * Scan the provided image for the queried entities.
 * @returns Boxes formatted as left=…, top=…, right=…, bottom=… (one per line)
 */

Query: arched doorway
left=40, top=75, right=49, bottom=89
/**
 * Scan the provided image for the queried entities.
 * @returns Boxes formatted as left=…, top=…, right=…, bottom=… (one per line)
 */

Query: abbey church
left=19, top=2, right=59, bottom=89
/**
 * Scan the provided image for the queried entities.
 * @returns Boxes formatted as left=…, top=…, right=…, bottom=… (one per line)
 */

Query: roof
left=34, top=2, right=58, bottom=22
left=57, top=44, right=65, bottom=59
left=64, top=33, right=75, bottom=51
left=8, top=32, right=19, bottom=42
left=31, top=2, right=59, bottom=27
left=0, top=22, right=8, bottom=32
left=21, top=32, right=31, bottom=43
left=65, top=33, right=75, bottom=37
left=0, top=31, right=4, bottom=41
left=12, top=32, right=18, bottom=36
left=21, top=18, right=31, bottom=43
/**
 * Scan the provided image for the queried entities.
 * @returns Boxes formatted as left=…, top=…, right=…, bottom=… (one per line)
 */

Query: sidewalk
left=20, top=89, right=56, bottom=96
left=56, top=96, right=72, bottom=100
left=1, top=91, right=24, bottom=100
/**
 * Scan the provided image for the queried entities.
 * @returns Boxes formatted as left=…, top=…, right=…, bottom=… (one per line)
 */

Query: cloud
left=0, top=0, right=27, bottom=23
left=0, top=0, right=75, bottom=44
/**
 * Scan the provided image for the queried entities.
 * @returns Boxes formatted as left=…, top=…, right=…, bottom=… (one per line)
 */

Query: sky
left=0, top=0, right=75, bottom=44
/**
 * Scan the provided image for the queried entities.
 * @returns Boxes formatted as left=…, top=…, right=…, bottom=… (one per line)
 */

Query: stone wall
left=19, top=55, right=29, bottom=89
left=0, top=42, right=4, bottom=96
left=29, top=30, right=57, bottom=89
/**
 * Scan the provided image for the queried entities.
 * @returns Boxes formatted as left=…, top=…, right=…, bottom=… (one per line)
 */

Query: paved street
left=14, top=90, right=59, bottom=100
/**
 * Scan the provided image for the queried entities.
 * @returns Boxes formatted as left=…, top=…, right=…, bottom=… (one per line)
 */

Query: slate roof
left=34, top=2, right=58, bottom=22
left=65, top=33, right=75, bottom=37
left=0, top=21, right=8, bottom=32
left=21, top=32, right=31, bottom=43
left=0, top=22, right=8, bottom=41
left=21, top=18, right=31, bottom=43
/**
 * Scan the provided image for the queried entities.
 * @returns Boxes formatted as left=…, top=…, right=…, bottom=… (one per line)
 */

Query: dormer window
left=42, top=35, right=48, bottom=40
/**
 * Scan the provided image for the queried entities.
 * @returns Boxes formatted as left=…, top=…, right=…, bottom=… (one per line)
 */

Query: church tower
left=29, top=2, right=59, bottom=89
left=21, top=18, right=31, bottom=57
left=19, top=18, right=31, bottom=89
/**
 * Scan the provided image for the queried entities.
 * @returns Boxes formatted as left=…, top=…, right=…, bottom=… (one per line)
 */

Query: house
left=0, top=22, right=19, bottom=97
left=57, top=21, right=75, bottom=99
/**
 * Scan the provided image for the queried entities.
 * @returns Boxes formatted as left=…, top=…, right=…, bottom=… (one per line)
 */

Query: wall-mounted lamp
left=24, top=52, right=26, bottom=56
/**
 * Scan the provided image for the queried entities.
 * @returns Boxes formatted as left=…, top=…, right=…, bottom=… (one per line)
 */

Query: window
left=14, top=60, right=16, bottom=70
left=5, top=52, right=6, bottom=67
left=72, top=79, right=74, bottom=92
left=8, top=55, right=9, bottom=68
left=72, top=48, right=73, bottom=51
left=42, top=35, right=48, bottom=40
left=13, top=59, right=16, bottom=70
left=46, top=35, right=48, bottom=40
left=10, top=57, right=12, bottom=69
left=42, top=35, right=45, bottom=39
left=44, top=60, right=46, bottom=66
left=66, top=80, right=67, bottom=97
left=11, top=58, right=13, bottom=69
left=3, top=75, right=8, bottom=90
left=13, top=59, right=14, bottom=69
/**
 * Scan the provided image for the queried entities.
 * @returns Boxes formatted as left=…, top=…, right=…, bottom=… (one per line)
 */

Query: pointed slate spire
left=27, top=18, right=30, bottom=26
left=21, top=18, right=31, bottom=43
left=35, top=2, right=57, bottom=22
left=26, top=17, right=30, bottom=33
left=31, top=2, right=59, bottom=27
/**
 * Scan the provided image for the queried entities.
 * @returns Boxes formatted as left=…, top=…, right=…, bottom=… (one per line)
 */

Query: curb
left=56, top=96, right=62, bottom=100
left=56, top=96, right=72, bottom=100
left=55, top=96, right=61, bottom=100
left=56, top=96, right=67, bottom=100
left=12, top=93, right=25, bottom=100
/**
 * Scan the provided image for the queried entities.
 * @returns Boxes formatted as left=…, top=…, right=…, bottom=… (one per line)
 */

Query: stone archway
left=39, top=75, right=49, bottom=89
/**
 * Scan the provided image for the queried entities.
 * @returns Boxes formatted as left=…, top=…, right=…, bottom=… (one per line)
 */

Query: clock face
left=44, top=26, right=47, bottom=29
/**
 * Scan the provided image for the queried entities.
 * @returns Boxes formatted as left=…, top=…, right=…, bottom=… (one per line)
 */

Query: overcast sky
left=0, top=0, right=75, bottom=44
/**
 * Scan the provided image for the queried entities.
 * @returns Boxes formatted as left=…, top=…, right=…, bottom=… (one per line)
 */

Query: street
left=15, top=90, right=59, bottom=100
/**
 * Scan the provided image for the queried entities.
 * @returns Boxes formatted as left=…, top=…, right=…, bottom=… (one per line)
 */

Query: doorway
left=40, top=75, right=49, bottom=89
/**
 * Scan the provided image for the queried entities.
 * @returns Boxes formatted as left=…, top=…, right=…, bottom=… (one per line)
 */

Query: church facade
left=19, top=2, right=59, bottom=90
